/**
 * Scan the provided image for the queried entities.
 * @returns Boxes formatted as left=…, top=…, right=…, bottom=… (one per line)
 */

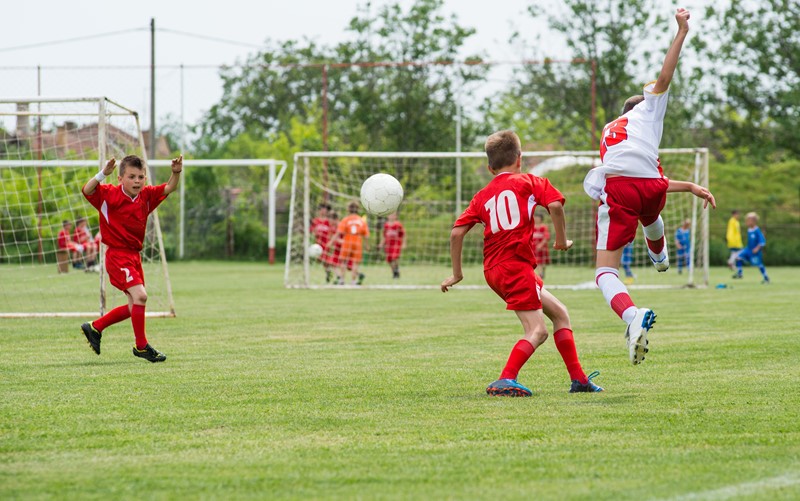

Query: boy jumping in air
left=583, top=8, right=715, bottom=365
left=80, top=154, right=182, bottom=362
left=442, top=130, right=602, bottom=397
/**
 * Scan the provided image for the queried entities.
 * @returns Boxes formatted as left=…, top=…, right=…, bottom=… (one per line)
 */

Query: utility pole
left=149, top=18, right=156, bottom=160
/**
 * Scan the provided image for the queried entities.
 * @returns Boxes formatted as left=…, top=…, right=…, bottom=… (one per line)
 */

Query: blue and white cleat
left=625, top=308, right=656, bottom=365
left=647, top=250, right=670, bottom=272
left=486, top=378, right=532, bottom=397
left=570, top=370, right=604, bottom=393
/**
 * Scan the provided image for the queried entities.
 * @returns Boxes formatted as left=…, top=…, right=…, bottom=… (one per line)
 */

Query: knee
left=524, top=327, right=548, bottom=347
left=133, top=291, right=148, bottom=304
left=551, top=303, right=571, bottom=330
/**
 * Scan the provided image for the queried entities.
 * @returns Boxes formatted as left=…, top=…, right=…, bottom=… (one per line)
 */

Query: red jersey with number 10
left=454, top=172, right=564, bottom=270
left=83, top=183, right=168, bottom=251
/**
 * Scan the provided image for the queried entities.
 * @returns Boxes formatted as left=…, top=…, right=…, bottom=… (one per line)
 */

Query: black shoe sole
left=81, top=323, right=101, bottom=355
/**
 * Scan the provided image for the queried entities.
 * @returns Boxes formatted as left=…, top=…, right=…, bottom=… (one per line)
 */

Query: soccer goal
left=0, top=97, right=175, bottom=317
left=286, top=150, right=709, bottom=289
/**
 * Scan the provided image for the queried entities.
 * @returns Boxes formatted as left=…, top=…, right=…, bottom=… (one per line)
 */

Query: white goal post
left=0, top=97, right=174, bottom=318
left=286, top=149, right=709, bottom=290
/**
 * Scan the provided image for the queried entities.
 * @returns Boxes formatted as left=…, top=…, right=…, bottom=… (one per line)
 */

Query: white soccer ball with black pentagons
left=360, top=173, right=404, bottom=217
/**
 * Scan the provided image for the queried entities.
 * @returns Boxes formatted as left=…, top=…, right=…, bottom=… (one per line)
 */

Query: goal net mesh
left=0, top=98, right=174, bottom=317
left=286, top=150, right=709, bottom=289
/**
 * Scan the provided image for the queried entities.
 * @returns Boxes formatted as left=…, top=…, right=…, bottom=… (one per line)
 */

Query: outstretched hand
left=171, top=154, right=183, bottom=173
left=693, top=185, right=716, bottom=209
left=675, top=8, right=690, bottom=32
left=441, top=274, right=462, bottom=293
left=102, top=158, right=116, bottom=176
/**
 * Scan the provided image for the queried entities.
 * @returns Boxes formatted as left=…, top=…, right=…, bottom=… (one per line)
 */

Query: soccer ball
left=307, top=243, right=323, bottom=258
left=360, top=173, right=404, bottom=217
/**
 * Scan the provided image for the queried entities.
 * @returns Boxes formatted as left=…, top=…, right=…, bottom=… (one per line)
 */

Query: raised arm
left=163, top=155, right=183, bottom=195
left=83, top=158, right=117, bottom=196
left=441, top=225, right=470, bottom=292
left=652, top=8, right=690, bottom=94
left=667, top=179, right=716, bottom=209
left=547, top=201, right=573, bottom=251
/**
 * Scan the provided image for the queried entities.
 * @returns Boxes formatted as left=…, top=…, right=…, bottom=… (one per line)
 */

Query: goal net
left=286, top=150, right=709, bottom=289
left=0, top=97, right=174, bottom=317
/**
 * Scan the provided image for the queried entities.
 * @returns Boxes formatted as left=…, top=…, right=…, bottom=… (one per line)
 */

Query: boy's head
left=387, top=212, right=397, bottom=221
left=118, top=155, right=146, bottom=197
left=533, top=213, right=543, bottom=224
left=485, top=130, right=522, bottom=172
left=318, top=203, right=331, bottom=217
left=731, top=210, right=740, bottom=219
left=75, top=217, right=87, bottom=228
left=330, top=211, right=339, bottom=222
left=745, top=212, right=759, bottom=227
left=682, top=218, right=691, bottom=228
left=62, top=220, right=72, bottom=229
left=347, top=201, right=360, bottom=214
left=622, top=95, right=645, bottom=115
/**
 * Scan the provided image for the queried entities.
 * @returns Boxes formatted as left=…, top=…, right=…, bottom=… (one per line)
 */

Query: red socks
left=610, top=293, right=635, bottom=320
left=93, top=305, right=131, bottom=332
left=553, top=329, right=587, bottom=384
left=646, top=236, right=665, bottom=254
left=499, top=340, right=535, bottom=380
left=131, top=304, right=148, bottom=350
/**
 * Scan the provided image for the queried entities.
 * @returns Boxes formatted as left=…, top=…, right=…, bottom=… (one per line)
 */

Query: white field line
left=662, top=473, right=800, bottom=501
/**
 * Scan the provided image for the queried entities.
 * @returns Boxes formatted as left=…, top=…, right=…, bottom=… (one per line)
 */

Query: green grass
left=2, top=262, right=799, bottom=500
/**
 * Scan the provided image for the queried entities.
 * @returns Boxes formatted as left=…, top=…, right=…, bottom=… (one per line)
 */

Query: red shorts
left=105, top=248, right=144, bottom=292
left=534, top=249, right=550, bottom=265
left=596, top=176, right=668, bottom=251
left=385, top=243, right=402, bottom=262
left=484, top=260, right=543, bottom=311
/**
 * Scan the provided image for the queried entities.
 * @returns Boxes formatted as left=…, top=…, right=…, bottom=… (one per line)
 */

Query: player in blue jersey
left=621, top=241, right=636, bottom=284
left=733, top=212, right=769, bottom=284
left=674, top=219, right=691, bottom=274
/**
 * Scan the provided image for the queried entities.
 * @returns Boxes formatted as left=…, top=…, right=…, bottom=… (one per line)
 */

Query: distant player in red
left=79, top=154, right=182, bottom=363
left=73, top=217, right=98, bottom=270
left=583, top=8, right=715, bottom=365
left=442, top=130, right=602, bottom=397
left=57, top=220, right=85, bottom=269
left=310, top=203, right=334, bottom=281
left=530, top=213, right=550, bottom=279
left=380, top=212, right=405, bottom=279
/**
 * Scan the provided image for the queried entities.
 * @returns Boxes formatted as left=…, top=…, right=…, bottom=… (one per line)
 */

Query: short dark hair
left=318, top=203, right=332, bottom=211
left=731, top=210, right=739, bottom=216
left=622, top=95, right=645, bottom=115
left=348, top=201, right=360, bottom=214
left=119, top=155, right=144, bottom=175
left=62, top=220, right=71, bottom=227
left=485, top=130, right=521, bottom=170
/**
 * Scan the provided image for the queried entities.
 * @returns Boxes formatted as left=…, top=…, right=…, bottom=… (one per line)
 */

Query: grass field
left=2, top=262, right=799, bottom=500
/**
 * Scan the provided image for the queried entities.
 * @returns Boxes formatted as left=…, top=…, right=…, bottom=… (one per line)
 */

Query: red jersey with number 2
left=83, top=183, right=168, bottom=251
left=454, top=172, right=564, bottom=270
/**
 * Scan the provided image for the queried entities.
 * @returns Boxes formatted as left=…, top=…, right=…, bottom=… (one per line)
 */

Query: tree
left=487, top=0, right=672, bottom=149
left=702, top=0, right=800, bottom=158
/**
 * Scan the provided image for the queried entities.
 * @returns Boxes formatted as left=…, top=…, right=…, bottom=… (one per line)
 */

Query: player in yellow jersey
left=726, top=210, right=743, bottom=270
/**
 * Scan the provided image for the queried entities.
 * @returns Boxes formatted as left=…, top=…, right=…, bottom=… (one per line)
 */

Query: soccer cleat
left=132, top=344, right=167, bottom=363
left=570, top=370, right=604, bottom=393
left=647, top=251, right=670, bottom=272
left=357, top=273, right=366, bottom=285
left=486, top=378, right=532, bottom=397
left=762, top=278, right=770, bottom=285
left=81, top=322, right=102, bottom=355
left=625, top=308, right=656, bottom=365
left=732, top=272, right=743, bottom=279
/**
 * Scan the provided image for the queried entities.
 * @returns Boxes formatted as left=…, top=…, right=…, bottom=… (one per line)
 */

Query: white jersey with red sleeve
left=454, top=172, right=564, bottom=270
left=83, top=183, right=168, bottom=251
left=584, top=81, right=670, bottom=200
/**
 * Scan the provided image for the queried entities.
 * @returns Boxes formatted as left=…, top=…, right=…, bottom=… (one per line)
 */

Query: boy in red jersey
left=442, top=130, right=602, bottom=397
left=380, top=212, right=405, bottom=279
left=310, top=203, right=335, bottom=281
left=79, top=154, right=182, bottom=362
left=57, top=220, right=84, bottom=269
left=73, top=217, right=98, bottom=270
left=530, top=213, right=550, bottom=279
left=583, top=8, right=715, bottom=365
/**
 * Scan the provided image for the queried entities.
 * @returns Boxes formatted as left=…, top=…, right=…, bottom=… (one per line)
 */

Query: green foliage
left=701, top=0, right=800, bottom=158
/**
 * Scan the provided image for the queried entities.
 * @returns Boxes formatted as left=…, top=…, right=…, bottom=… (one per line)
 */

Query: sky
left=0, top=0, right=710, bottom=135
